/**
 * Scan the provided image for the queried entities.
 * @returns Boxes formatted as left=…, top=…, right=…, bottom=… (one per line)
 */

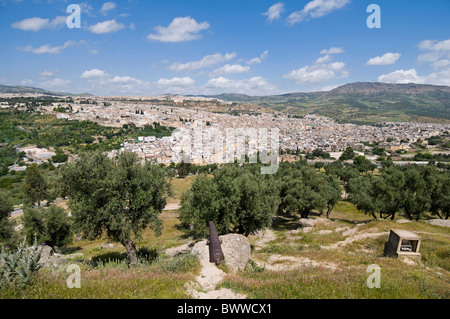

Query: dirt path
left=251, top=229, right=277, bottom=250
left=166, top=241, right=246, bottom=299
left=322, top=232, right=389, bottom=250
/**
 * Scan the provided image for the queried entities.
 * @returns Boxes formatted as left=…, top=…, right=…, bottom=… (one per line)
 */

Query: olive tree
left=55, top=151, right=172, bottom=264
left=180, top=165, right=280, bottom=238
left=0, top=190, right=14, bottom=244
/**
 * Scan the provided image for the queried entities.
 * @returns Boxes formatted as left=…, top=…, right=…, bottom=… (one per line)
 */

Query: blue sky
left=0, top=0, right=449, bottom=96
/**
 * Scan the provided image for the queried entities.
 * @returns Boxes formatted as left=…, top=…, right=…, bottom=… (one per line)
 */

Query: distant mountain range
left=0, top=84, right=93, bottom=97
left=1, top=82, right=449, bottom=123
left=205, top=82, right=450, bottom=124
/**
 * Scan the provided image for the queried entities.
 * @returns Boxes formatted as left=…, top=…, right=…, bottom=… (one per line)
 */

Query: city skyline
left=1, top=0, right=449, bottom=96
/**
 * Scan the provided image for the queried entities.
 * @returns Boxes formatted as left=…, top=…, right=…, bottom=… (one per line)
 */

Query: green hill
left=206, top=82, right=450, bottom=124
left=0, top=84, right=93, bottom=97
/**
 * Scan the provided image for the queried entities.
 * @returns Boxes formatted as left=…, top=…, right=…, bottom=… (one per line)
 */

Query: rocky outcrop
left=191, top=233, right=251, bottom=272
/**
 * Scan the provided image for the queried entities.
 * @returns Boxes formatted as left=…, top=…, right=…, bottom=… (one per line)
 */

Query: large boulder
left=191, top=234, right=251, bottom=272
left=425, top=219, right=450, bottom=228
left=36, top=245, right=65, bottom=268
left=220, top=234, right=251, bottom=272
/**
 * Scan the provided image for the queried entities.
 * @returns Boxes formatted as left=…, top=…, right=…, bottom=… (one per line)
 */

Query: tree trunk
left=326, top=208, right=332, bottom=219
left=122, top=238, right=138, bottom=265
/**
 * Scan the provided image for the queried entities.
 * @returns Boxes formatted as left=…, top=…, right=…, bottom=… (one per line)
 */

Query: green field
left=3, top=174, right=449, bottom=299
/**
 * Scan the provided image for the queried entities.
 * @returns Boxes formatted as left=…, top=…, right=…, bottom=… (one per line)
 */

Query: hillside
left=0, top=84, right=92, bottom=97
left=205, top=82, right=450, bottom=124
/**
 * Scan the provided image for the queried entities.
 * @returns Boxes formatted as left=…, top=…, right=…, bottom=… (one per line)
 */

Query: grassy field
left=221, top=209, right=450, bottom=299
left=2, top=177, right=449, bottom=299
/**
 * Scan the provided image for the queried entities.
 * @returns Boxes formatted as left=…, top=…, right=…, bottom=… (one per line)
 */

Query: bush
left=160, top=253, right=199, bottom=273
left=22, top=205, right=73, bottom=248
left=137, top=246, right=159, bottom=264
left=0, top=239, right=43, bottom=289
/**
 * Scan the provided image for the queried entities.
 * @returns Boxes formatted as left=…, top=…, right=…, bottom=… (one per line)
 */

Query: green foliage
left=347, top=165, right=441, bottom=220
left=55, top=151, right=172, bottom=264
left=180, top=165, right=280, bottom=238
left=23, top=164, right=47, bottom=205
left=0, top=239, right=43, bottom=289
left=22, top=205, right=73, bottom=248
left=0, top=190, right=14, bottom=244
left=159, top=252, right=199, bottom=273
left=277, top=164, right=341, bottom=219
left=339, top=147, right=355, bottom=161
left=51, top=153, right=68, bottom=163
left=311, top=148, right=331, bottom=159
left=244, top=259, right=265, bottom=273
left=353, top=155, right=377, bottom=173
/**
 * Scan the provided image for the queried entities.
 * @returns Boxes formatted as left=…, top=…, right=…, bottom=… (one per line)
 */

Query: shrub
left=160, top=253, right=199, bottom=273
left=22, top=205, right=73, bottom=248
left=0, top=239, right=42, bottom=289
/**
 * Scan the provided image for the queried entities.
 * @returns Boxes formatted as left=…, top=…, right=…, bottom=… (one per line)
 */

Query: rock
left=302, top=227, right=314, bottom=233
left=192, top=234, right=251, bottom=272
left=425, top=219, right=450, bottom=228
left=35, top=245, right=65, bottom=267
left=165, top=242, right=195, bottom=258
left=317, top=229, right=333, bottom=235
left=220, top=234, right=251, bottom=272
left=39, top=245, right=54, bottom=259
left=286, top=229, right=302, bottom=235
left=100, top=243, right=115, bottom=249
left=299, top=218, right=314, bottom=228
left=396, top=219, right=412, bottom=224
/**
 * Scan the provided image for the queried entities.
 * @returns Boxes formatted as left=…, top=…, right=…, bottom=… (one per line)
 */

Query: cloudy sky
left=1, top=0, right=449, bottom=96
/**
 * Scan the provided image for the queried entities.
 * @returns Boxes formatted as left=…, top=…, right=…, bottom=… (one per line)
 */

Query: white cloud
left=417, top=39, right=450, bottom=71
left=284, top=62, right=347, bottom=84
left=11, top=16, right=67, bottom=31
left=320, top=47, right=344, bottom=55
left=418, top=39, right=450, bottom=52
left=377, top=39, right=450, bottom=86
left=247, top=50, right=269, bottom=65
left=147, top=17, right=210, bottom=43
left=110, top=75, right=141, bottom=84
left=287, top=0, right=350, bottom=25
left=378, top=69, right=421, bottom=84
left=89, top=20, right=125, bottom=34
left=41, top=78, right=71, bottom=89
left=80, top=69, right=109, bottom=79
left=432, top=59, right=450, bottom=69
left=263, top=2, right=285, bottom=22
left=366, top=52, right=401, bottom=66
left=284, top=52, right=348, bottom=84
left=80, top=69, right=152, bottom=94
left=378, top=68, right=450, bottom=86
left=79, top=2, right=96, bottom=17
left=40, top=70, right=55, bottom=77
left=100, top=2, right=116, bottom=15
left=17, top=40, right=84, bottom=54
left=157, top=77, right=195, bottom=87
left=169, top=52, right=236, bottom=72
left=209, top=64, right=250, bottom=77
left=316, top=54, right=332, bottom=64
left=20, top=79, right=33, bottom=86
left=204, top=76, right=278, bottom=95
